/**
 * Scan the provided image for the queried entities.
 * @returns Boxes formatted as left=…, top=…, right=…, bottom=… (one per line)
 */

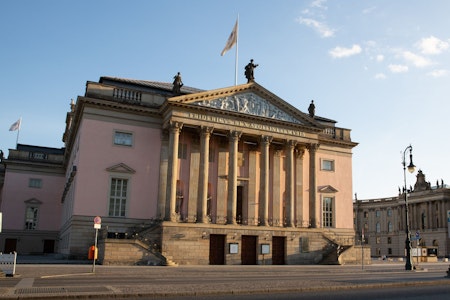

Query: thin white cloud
left=375, top=73, right=386, bottom=79
left=416, top=36, right=449, bottom=55
left=376, top=54, right=384, bottom=62
left=388, top=64, right=408, bottom=73
left=311, top=0, right=328, bottom=10
left=329, top=44, right=362, bottom=58
left=427, top=69, right=448, bottom=77
left=362, top=6, right=376, bottom=14
left=296, top=17, right=335, bottom=38
left=402, top=51, right=432, bottom=67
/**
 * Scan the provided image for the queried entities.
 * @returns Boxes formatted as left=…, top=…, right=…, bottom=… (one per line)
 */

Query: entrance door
left=4, top=239, right=17, bottom=253
left=43, top=240, right=55, bottom=253
left=272, top=236, right=286, bottom=265
left=241, top=235, right=257, bottom=265
left=209, top=234, right=226, bottom=265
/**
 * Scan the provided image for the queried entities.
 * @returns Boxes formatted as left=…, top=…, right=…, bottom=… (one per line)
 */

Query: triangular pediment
left=169, top=82, right=318, bottom=127
left=24, top=198, right=42, bottom=205
left=106, top=163, right=136, bottom=174
left=318, top=185, right=339, bottom=193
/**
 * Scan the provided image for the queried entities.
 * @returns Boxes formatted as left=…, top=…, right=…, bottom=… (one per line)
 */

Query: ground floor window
left=322, top=196, right=333, bottom=227
left=109, top=178, right=128, bottom=217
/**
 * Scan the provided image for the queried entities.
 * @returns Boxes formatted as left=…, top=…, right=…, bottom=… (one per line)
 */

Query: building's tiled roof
left=99, top=76, right=204, bottom=94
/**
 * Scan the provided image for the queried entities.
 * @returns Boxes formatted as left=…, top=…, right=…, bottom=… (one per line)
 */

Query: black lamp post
left=402, top=144, right=416, bottom=270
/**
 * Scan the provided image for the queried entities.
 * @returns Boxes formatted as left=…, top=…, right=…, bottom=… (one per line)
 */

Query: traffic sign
left=94, top=216, right=101, bottom=229
left=94, top=216, right=102, bottom=224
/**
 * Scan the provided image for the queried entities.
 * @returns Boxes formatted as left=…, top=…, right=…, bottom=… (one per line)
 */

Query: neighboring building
left=354, top=170, right=450, bottom=259
left=0, top=145, right=65, bottom=254
left=1, top=75, right=359, bottom=265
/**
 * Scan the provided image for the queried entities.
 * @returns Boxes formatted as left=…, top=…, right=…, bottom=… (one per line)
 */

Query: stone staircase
left=319, top=231, right=353, bottom=265
left=99, top=221, right=178, bottom=266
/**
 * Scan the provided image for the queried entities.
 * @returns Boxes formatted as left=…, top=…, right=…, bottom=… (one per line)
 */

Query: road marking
left=41, top=273, right=93, bottom=279
left=15, top=278, right=34, bottom=288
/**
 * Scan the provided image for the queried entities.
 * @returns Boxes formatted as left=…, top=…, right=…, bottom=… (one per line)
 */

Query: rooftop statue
left=172, top=72, right=183, bottom=95
left=244, top=59, right=258, bottom=83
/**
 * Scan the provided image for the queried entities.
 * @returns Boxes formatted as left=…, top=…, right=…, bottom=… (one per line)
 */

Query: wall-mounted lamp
left=291, top=233, right=296, bottom=241
left=232, top=232, right=237, bottom=239
left=202, top=231, right=208, bottom=239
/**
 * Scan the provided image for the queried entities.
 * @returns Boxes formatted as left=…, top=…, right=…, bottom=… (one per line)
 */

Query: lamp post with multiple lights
left=402, top=144, right=416, bottom=270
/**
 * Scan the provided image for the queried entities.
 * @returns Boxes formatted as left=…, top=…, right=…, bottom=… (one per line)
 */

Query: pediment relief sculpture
left=192, top=92, right=303, bottom=125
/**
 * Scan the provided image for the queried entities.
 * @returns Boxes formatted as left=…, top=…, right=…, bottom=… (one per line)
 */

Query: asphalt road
left=154, top=285, right=450, bottom=300
left=0, top=262, right=449, bottom=299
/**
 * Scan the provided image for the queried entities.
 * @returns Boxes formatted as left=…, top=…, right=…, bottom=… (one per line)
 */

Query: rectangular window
left=114, top=131, right=133, bottom=146
left=387, top=208, right=393, bottom=217
left=321, top=159, right=335, bottom=171
left=25, top=207, right=39, bottom=230
left=109, top=178, right=128, bottom=217
left=29, top=178, right=42, bottom=188
left=376, top=210, right=381, bottom=217
left=322, top=196, right=333, bottom=227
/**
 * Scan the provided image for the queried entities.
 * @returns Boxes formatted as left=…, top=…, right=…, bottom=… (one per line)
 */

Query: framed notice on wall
left=261, top=244, right=270, bottom=254
left=229, top=243, right=239, bottom=254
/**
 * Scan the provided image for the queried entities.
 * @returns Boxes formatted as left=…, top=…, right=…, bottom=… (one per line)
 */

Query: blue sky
left=1, top=0, right=449, bottom=199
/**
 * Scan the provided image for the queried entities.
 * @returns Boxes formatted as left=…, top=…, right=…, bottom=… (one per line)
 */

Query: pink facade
left=2, top=171, right=64, bottom=230
left=69, top=118, right=161, bottom=218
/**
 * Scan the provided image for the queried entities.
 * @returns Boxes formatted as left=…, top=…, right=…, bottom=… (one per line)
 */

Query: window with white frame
left=114, top=131, right=133, bottom=146
left=109, top=178, right=128, bottom=217
left=25, top=206, right=39, bottom=230
left=322, top=196, right=334, bottom=227
left=321, top=159, right=335, bottom=171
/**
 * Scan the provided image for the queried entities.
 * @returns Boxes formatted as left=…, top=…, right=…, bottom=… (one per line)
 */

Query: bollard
left=446, top=265, right=450, bottom=278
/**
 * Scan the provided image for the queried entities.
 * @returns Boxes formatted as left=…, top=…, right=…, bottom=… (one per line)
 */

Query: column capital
left=286, top=139, right=298, bottom=149
left=229, top=130, right=242, bottom=141
left=169, top=121, right=183, bottom=132
left=200, top=126, right=214, bottom=136
left=307, top=143, right=320, bottom=152
left=260, top=135, right=273, bottom=145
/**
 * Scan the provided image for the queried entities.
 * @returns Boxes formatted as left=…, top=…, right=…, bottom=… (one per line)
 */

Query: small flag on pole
left=9, top=118, right=21, bottom=131
left=221, top=19, right=238, bottom=56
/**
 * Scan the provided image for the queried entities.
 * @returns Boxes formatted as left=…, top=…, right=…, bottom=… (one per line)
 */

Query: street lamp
left=402, top=144, right=415, bottom=270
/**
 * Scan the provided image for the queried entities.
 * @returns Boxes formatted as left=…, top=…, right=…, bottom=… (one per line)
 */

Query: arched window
left=388, top=221, right=393, bottom=233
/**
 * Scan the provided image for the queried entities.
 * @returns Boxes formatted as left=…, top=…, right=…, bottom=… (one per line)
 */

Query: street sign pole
left=92, top=216, right=102, bottom=273
left=92, top=227, right=98, bottom=273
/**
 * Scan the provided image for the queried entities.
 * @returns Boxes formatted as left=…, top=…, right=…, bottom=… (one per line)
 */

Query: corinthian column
left=307, top=143, right=319, bottom=228
left=228, top=130, right=241, bottom=224
left=260, top=135, right=272, bottom=226
left=286, top=140, right=297, bottom=227
left=199, top=126, right=213, bottom=223
left=167, top=121, right=183, bottom=222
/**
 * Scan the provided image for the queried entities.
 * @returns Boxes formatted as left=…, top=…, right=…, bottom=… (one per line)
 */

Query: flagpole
left=16, top=117, right=21, bottom=148
left=234, top=15, right=239, bottom=86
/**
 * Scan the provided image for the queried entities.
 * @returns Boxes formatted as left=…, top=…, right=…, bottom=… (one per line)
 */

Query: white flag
left=9, top=118, right=21, bottom=131
left=221, top=20, right=238, bottom=56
